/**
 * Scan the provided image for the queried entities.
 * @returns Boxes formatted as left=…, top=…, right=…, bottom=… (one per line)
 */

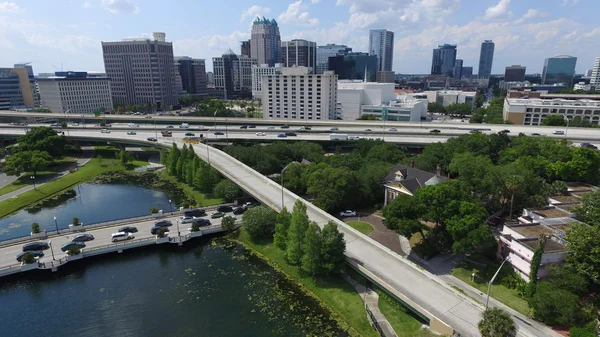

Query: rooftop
left=548, top=195, right=581, bottom=204
left=520, top=238, right=566, bottom=253
left=533, top=208, right=571, bottom=219
left=510, top=224, right=554, bottom=238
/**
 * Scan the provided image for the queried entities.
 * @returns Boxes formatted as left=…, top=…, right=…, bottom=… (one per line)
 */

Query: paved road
left=0, top=146, right=94, bottom=202
left=0, top=172, right=18, bottom=189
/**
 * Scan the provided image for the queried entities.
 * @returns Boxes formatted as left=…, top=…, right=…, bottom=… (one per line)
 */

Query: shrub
left=150, top=207, right=159, bottom=214
left=530, top=282, right=583, bottom=327
left=67, top=246, right=81, bottom=256
left=21, top=252, right=35, bottom=264
left=31, top=222, right=41, bottom=234
left=191, top=221, right=200, bottom=232
left=156, top=228, right=166, bottom=238
left=243, top=206, right=277, bottom=240
left=221, top=215, right=236, bottom=233
left=570, top=321, right=599, bottom=337
left=72, top=217, right=80, bottom=226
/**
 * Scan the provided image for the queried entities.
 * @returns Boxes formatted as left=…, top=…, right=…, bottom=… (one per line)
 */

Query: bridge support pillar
left=117, top=250, right=123, bottom=254
left=51, top=267, right=58, bottom=272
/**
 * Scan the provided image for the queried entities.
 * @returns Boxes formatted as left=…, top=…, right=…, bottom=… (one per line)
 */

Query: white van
left=111, top=232, right=134, bottom=242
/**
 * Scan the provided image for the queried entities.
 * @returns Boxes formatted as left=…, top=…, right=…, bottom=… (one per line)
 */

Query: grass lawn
left=346, top=221, right=374, bottom=235
left=158, top=170, right=222, bottom=207
left=452, top=260, right=530, bottom=316
left=140, top=147, right=160, bottom=152
left=0, top=157, right=80, bottom=196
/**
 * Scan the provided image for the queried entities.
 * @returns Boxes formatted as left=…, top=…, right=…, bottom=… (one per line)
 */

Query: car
left=71, top=123, right=79, bottom=126
left=217, top=205, right=233, bottom=213
left=348, top=136, right=361, bottom=140
left=127, top=131, right=137, bottom=135
left=530, top=133, right=541, bottom=136
left=211, top=212, right=225, bottom=219
left=185, top=132, right=195, bottom=136
left=267, top=126, right=275, bottom=129
left=194, top=218, right=212, bottom=227
left=147, top=137, right=157, bottom=142
left=61, top=241, right=86, bottom=252
left=167, top=125, right=174, bottom=129
left=553, top=130, right=565, bottom=135
left=256, top=132, right=266, bottom=136
left=151, top=226, right=169, bottom=235
left=389, top=128, right=397, bottom=132
left=500, top=129, right=510, bottom=134
left=581, top=142, right=598, bottom=149
left=285, top=132, right=297, bottom=137
left=330, top=127, right=339, bottom=131
left=277, top=133, right=287, bottom=138
left=154, top=220, right=173, bottom=227
left=214, top=131, right=224, bottom=135
left=50, top=123, right=59, bottom=127
left=16, top=250, right=44, bottom=262
left=248, top=125, right=256, bottom=128
left=340, top=210, right=357, bottom=217
left=145, top=115, right=152, bottom=119
left=22, top=242, right=50, bottom=252
left=184, top=208, right=206, bottom=217
left=118, top=226, right=138, bottom=233
left=242, top=201, right=259, bottom=209
left=72, top=234, right=95, bottom=242
left=233, top=207, right=245, bottom=215
left=179, top=216, right=196, bottom=224
left=280, top=125, right=290, bottom=129
left=100, top=129, right=111, bottom=133
left=365, top=129, right=372, bottom=131
left=111, top=232, right=134, bottom=242
left=240, top=125, right=248, bottom=129
left=429, top=129, right=441, bottom=133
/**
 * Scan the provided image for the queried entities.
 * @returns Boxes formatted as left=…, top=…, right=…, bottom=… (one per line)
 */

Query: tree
left=221, top=215, right=236, bottom=233
left=16, top=127, right=66, bottom=157
left=548, top=147, right=600, bottom=184
left=31, top=223, right=41, bottom=234
left=530, top=282, right=583, bottom=326
left=3, top=150, right=53, bottom=176
left=156, top=228, right=166, bottom=238
left=118, top=150, right=134, bottom=167
left=445, top=103, right=472, bottom=116
left=301, top=222, right=323, bottom=275
left=478, top=307, right=517, bottom=337
left=97, top=154, right=104, bottom=166
left=21, top=252, right=35, bottom=264
left=527, top=238, right=545, bottom=297
left=273, top=207, right=291, bottom=250
left=242, top=206, right=277, bottom=240
left=286, top=200, right=310, bottom=264
left=306, top=164, right=359, bottom=212
left=383, top=194, right=426, bottom=240
left=213, top=180, right=241, bottom=203
left=541, top=114, right=567, bottom=126
left=566, top=223, right=600, bottom=283
left=72, top=217, right=80, bottom=226
left=569, top=321, right=599, bottom=337
left=320, top=221, right=346, bottom=274
left=572, top=189, right=600, bottom=226
left=191, top=221, right=201, bottom=232
left=427, top=102, right=446, bottom=114
left=546, top=265, right=589, bottom=297
left=446, top=201, right=494, bottom=255
left=67, top=246, right=81, bottom=255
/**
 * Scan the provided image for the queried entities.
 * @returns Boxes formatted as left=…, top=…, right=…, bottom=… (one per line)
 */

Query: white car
left=256, top=132, right=266, bottom=136
left=127, top=131, right=137, bottom=135
left=111, top=232, right=134, bottom=242
left=340, top=210, right=357, bottom=217
left=553, top=130, right=565, bottom=135
left=100, top=129, right=111, bottom=133
left=179, top=216, right=196, bottom=224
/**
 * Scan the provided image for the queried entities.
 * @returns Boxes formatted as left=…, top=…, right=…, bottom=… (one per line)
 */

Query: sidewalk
left=0, top=146, right=94, bottom=203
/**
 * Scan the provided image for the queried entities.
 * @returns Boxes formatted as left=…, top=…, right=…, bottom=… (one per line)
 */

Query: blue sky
left=1, top=0, right=598, bottom=75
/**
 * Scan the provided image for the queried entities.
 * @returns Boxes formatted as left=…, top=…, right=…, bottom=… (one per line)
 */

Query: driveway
left=342, top=213, right=406, bottom=257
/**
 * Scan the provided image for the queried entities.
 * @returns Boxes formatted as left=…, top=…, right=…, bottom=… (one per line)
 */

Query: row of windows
left=267, top=115, right=322, bottom=120
left=525, top=108, right=600, bottom=115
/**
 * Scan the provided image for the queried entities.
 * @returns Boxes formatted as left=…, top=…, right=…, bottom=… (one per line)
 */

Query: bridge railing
left=82, top=237, right=156, bottom=253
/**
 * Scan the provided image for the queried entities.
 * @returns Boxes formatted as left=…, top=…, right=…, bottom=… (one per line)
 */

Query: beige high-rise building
left=250, top=17, right=281, bottom=66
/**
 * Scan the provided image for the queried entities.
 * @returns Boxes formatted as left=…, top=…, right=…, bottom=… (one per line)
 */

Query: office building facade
left=590, top=57, right=600, bottom=87
left=316, top=44, right=352, bottom=74
left=478, top=40, right=495, bottom=78
left=505, top=65, right=526, bottom=82
left=542, top=55, right=577, bottom=86
left=0, top=64, right=37, bottom=110
left=241, top=40, right=251, bottom=58
left=337, top=81, right=396, bottom=120
left=369, top=29, right=394, bottom=72
left=250, top=17, right=281, bottom=66
left=503, top=92, right=600, bottom=125
left=461, top=66, right=473, bottom=79
left=37, top=71, right=113, bottom=114
left=101, top=32, right=177, bottom=108
left=431, top=44, right=457, bottom=77
left=251, top=63, right=283, bottom=99
left=376, top=71, right=395, bottom=83
left=174, top=57, right=207, bottom=96
left=281, top=39, right=317, bottom=71
left=454, top=59, right=463, bottom=80
left=262, top=67, right=337, bottom=120
left=328, top=52, right=377, bottom=82
left=212, top=50, right=255, bottom=99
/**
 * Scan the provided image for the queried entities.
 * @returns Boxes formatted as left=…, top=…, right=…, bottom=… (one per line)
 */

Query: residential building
left=505, top=65, right=526, bottom=82
left=212, top=49, right=255, bottom=99
left=206, top=72, right=214, bottom=85
left=376, top=71, right=395, bottom=83
left=281, top=39, right=317, bottom=72
left=461, top=66, right=473, bottom=79
left=590, top=56, right=600, bottom=87
left=0, top=65, right=37, bottom=110
left=574, top=82, right=592, bottom=91
left=383, top=163, right=448, bottom=205
left=251, top=63, right=283, bottom=99
left=454, top=59, right=463, bottom=80
left=241, top=40, right=251, bottom=58
left=261, top=67, right=337, bottom=120
left=101, top=32, right=177, bottom=108
left=369, top=29, right=394, bottom=72
left=174, top=56, right=207, bottom=96
left=431, top=44, right=457, bottom=77
left=328, top=52, right=377, bottom=81
left=37, top=71, right=113, bottom=114
left=478, top=40, right=494, bottom=78
left=542, top=55, right=577, bottom=86
left=316, top=44, right=352, bottom=75
left=250, top=17, right=281, bottom=66
left=503, top=91, right=600, bottom=125
left=424, top=90, right=477, bottom=108
left=336, top=81, right=396, bottom=120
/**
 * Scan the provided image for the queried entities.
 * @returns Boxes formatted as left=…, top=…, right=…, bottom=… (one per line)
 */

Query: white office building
left=503, top=93, right=600, bottom=125
left=262, top=67, right=337, bottom=120
left=424, top=90, right=477, bottom=108
left=590, top=56, right=600, bottom=88
left=37, top=71, right=113, bottom=114
left=574, top=82, right=592, bottom=91
left=251, top=63, right=283, bottom=100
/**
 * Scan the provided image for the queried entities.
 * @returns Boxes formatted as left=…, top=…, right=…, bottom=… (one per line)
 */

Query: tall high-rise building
left=542, top=55, right=577, bottom=86
left=250, top=17, right=281, bottom=66
left=461, top=66, right=473, bottom=79
left=316, top=44, right=352, bottom=74
left=369, top=29, right=394, bottom=72
left=504, top=65, right=526, bottom=82
left=281, top=39, right=317, bottom=72
left=101, top=32, right=177, bottom=108
left=13, top=63, right=39, bottom=107
left=206, top=72, right=214, bottom=85
left=174, top=57, right=207, bottom=96
left=37, top=71, right=113, bottom=114
left=590, top=57, right=600, bottom=87
left=241, top=40, right=251, bottom=58
left=328, top=52, right=377, bottom=82
left=431, top=44, right=457, bottom=77
left=454, top=59, right=463, bottom=79
left=478, top=40, right=495, bottom=78
left=212, top=49, right=255, bottom=99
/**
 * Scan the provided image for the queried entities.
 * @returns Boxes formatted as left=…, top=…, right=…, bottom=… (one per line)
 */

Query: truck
left=329, top=133, right=349, bottom=140
left=161, top=130, right=172, bottom=137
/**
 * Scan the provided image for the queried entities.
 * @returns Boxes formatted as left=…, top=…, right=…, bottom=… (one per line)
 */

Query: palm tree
left=478, top=308, right=517, bottom=337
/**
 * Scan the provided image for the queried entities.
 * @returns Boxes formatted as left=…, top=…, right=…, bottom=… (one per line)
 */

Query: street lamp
left=280, top=163, right=293, bottom=210
left=176, top=218, right=181, bottom=237
left=30, top=176, right=36, bottom=190
left=48, top=240, right=55, bottom=260
left=168, top=199, right=173, bottom=214
left=485, top=256, right=510, bottom=310
left=53, top=216, right=59, bottom=234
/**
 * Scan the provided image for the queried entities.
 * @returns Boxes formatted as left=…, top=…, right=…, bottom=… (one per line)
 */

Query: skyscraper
left=369, top=29, right=394, bottom=72
left=250, top=17, right=281, bottom=66
left=454, top=59, right=463, bottom=79
left=542, top=55, right=577, bottom=86
left=590, top=57, right=600, bottom=87
left=281, top=39, right=317, bottom=72
left=241, top=40, right=251, bottom=58
left=316, top=44, right=352, bottom=74
left=101, top=32, right=177, bottom=108
left=431, top=44, right=457, bottom=77
left=504, top=65, right=526, bottom=82
left=212, top=49, right=255, bottom=99
left=328, top=52, right=377, bottom=82
left=478, top=40, right=495, bottom=78
left=174, top=57, right=207, bottom=96
left=461, top=67, right=473, bottom=79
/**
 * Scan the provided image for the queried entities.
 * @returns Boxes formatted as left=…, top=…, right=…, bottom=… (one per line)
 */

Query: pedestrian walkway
left=0, top=146, right=94, bottom=202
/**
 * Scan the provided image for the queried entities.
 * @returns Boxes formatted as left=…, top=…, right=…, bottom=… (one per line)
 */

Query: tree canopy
left=3, top=150, right=53, bottom=176
left=17, top=127, right=66, bottom=157
left=478, top=308, right=517, bottom=337
left=243, top=206, right=277, bottom=240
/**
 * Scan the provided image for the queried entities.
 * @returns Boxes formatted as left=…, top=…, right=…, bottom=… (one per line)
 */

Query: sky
left=1, top=0, right=599, bottom=75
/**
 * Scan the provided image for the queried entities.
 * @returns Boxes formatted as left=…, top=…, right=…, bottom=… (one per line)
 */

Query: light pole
left=280, top=163, right=293, bottom=210
left=168, top=199, right=173, bottom=214
left=48, top=240, right=55, bottom=260
left=381, top=107, right=388, bottom=141
left=53, top=216, right=59, bottom=234
left=563, top=115, right=570, bottom=139
left=30, top=175, right=36, bottom=190
left=154, top=119, right=158, bottom=140
left=176, top=218, right=181, bottom=237
left=485, top=256, right=510, bottom=310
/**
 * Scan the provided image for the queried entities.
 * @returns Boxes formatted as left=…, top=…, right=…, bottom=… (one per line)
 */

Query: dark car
left=16, top=251, right=44, bottom=262
left=365, top=128, right=372, bottom=131
left=166, top=125, right=174, bottom=129
left=280, top=125, right=289, bottom=129
left=248, top=125, right=256, bottom=129
left=211, top=212, right=224, bottom=219
left=184, top=208, right=206, bottom=217
left=151, top=226, right=170, bottom=235
left=500, top=129, right=510, bottom=134
left=214, top=131, right=224, bottom=135
left=118, top=226, right=138, bottom=233
left=193, top=219, right=212, bottom=227
left=530, top=133, right=541, bottom=136
left=61, top=241, right=86, bottom=252
left=154, top=220, right=173, bottom=227
left=330, top=127, right=339, bottom=131
left=277, top=133, right=287, bottom=138
left=389, top=128, right=397, bottom=132
left=185, top=132, right=195, bottom=136
left=429, top=129, right=441, bottom=133
left=147, top=137, right=157, bottom=142
left=240, top=125, right=248, bottom=129
left=217, top=205, right=233, bottom=213
left=233, top=207, right=245, bottom=215
left=285, top=132, right=297, bottom=137
left=22, top=242, right=50, bottom=252
left=72, top=234, right=94, bottom=242
left=581, top=142, right=598, bottom=149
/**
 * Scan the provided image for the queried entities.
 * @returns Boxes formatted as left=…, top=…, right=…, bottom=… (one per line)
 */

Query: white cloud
left=0, top=2, right=19, bottom=12
left=562, top=0, right=580, bottom=6
left=240, top=5, right=270, bottom=23
left=522, top=9, right=546, bottom=20
left=173, top=31, right=250, bottom=70
left=83, top=0, right=93, bottom=8
left=101, top=0, right=139, bottom=14
left=483, top=0, right=512, bottom=20
left=311, top=0, right=321, bottom=4
left=278, top=1, right=319, bottom=26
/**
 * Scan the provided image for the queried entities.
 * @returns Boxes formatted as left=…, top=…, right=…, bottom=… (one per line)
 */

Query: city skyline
left=0, top=0, right=598, bottom=74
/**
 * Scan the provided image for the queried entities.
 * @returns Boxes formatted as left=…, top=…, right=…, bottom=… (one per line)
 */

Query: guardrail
left=83, top=237, right=156, bottom=253
left=38, top=256, right=68, bottom=269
